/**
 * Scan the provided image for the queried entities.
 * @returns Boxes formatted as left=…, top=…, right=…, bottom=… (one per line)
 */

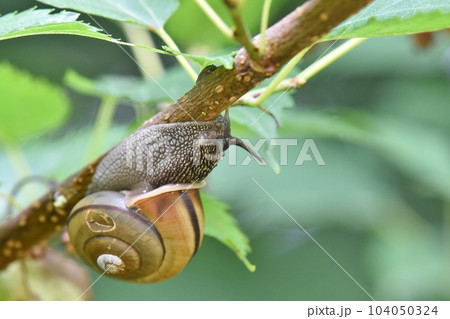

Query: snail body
left=88, top=115, right=232, bottom=193
left=68, top=112, right=263, bottom=282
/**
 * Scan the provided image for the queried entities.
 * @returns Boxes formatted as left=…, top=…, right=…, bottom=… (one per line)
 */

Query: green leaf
left=64, top=68, right=192, bottom=104
left=202, top=193, right=255, bottom=272
left=325, top=0, right=450, bottom=40
left=0, top=8, right=117, bottom=42
left=162, top=46, right=235, bottom=69
left=0, top=63, right=69, bottom=144
left=38, top=0, right=179, bottom=29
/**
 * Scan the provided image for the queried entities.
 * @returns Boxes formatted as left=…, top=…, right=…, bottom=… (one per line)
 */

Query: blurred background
left=0, top=0, right=449, bottom=300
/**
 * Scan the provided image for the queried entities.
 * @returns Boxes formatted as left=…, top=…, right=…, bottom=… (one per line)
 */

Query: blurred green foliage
left=0, top=63, right=69, bottom=144
left=0, top=0, right=450, bottom=300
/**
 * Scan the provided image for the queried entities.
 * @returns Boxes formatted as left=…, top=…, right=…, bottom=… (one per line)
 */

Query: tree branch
left=145, top=0, right=372, bottom=125
left=0, top=0, right=373, bottom=270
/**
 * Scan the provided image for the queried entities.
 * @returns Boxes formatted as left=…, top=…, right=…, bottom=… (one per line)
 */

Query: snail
left=67, top=111, right=263, bottom=282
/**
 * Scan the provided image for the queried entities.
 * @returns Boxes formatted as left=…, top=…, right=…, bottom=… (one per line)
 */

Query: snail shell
left=67, top=182, right=205, bottom=283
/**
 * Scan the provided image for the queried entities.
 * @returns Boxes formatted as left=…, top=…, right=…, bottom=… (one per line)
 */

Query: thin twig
left=259, top=0, right=272, bottom=57
left=195, top=0, right=233, bottom=39
left=251, top=46, right=310, bottom=106
left=4, top=176, right=57, bottom=219
left=85, top=96, right=117, bottom=163
left=255, top=104, right=279, bottom=128
left=298, top=38, right=367, bottom=82
left=121, top=23, right=165, bottom=78
left=0, top=192, right=23, bottom=216
left=154, top=28, right=198, bottom=82
left=224, top=0, right=261, bottom=63
left=238, top=38, right=366, bottom=106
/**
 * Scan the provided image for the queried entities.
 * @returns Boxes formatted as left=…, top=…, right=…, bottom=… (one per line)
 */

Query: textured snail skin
left=88, top=115, right=231, bottom=193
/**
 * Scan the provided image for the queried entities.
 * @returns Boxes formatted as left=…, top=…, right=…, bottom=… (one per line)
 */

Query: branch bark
left=0, top=0, right=373, bottom=270
left=146, top=0, right=372, bottom=125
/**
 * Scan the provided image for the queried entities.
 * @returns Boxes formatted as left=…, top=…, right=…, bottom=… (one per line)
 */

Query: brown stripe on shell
left=180, top=191, right=201, bottom=255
